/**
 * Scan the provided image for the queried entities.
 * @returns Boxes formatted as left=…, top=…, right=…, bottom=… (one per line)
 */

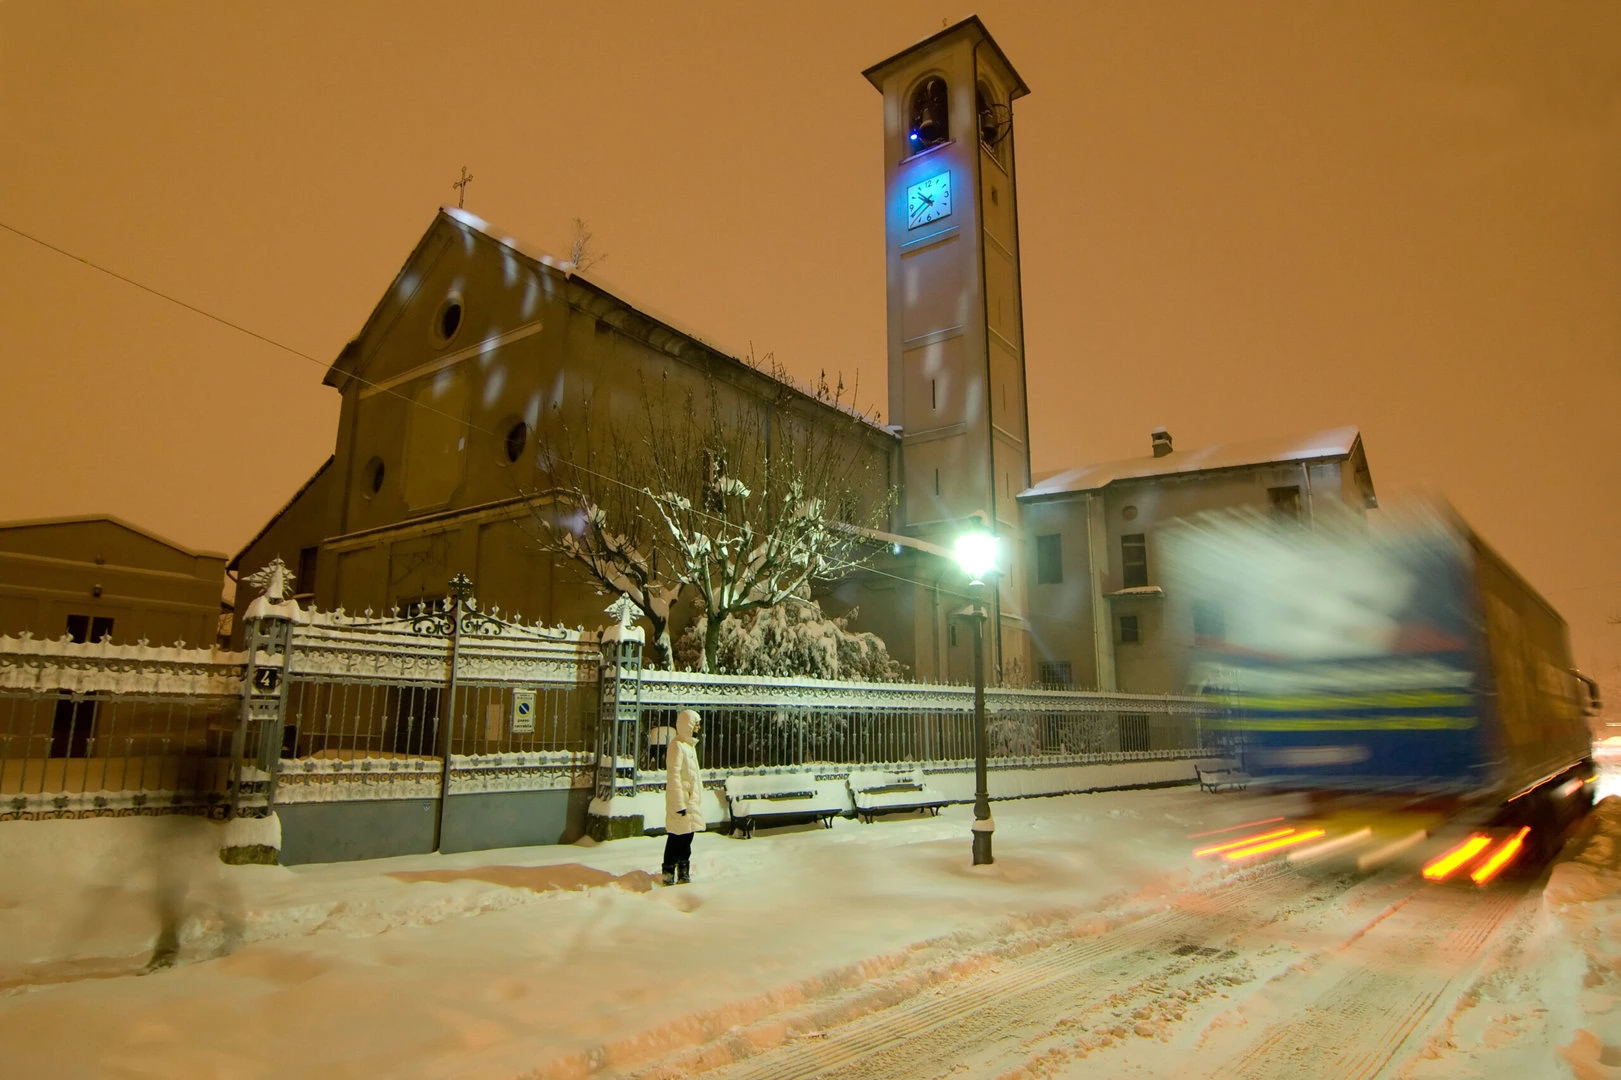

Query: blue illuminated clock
left=906, top=171, right=952, bottom=229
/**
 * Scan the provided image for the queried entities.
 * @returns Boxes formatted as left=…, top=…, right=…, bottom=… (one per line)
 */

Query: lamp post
left=953, top=529, right=1000, bottom=866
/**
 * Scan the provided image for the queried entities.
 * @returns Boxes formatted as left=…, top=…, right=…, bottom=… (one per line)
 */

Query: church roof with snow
left=324, top=208, right=893, bottom=439
left=1019, top=426, right=1365, bottom=500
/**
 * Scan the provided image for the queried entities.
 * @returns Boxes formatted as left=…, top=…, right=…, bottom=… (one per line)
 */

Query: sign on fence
left=511, top=689, right=536, bottom=734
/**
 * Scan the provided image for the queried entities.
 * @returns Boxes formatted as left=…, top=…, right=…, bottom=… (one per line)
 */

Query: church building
left=232, top=16, right=1375, bottom=695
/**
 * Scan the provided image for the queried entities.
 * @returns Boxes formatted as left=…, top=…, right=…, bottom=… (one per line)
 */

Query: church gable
left=324, top=211, right=571, bottom=399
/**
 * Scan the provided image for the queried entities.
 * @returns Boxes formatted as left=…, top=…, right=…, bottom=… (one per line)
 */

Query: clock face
left=906, top=172, right=952, bottom=229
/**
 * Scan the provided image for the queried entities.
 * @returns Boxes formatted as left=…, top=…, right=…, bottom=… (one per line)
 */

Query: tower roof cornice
left=861, top=15, right=1029, bottom=99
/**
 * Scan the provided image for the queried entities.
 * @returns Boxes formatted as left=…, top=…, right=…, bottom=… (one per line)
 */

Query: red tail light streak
left=1193, top=828, right=1297, bottom=857
left=1468, top=827, right=1531, bottom=885
left=1222, top=829, right=1326, bottom=861
left=1421, top=835, right=1492, bottom=881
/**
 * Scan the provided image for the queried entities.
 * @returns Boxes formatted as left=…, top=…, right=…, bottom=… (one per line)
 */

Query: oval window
left=434, top=297, right=463, bottom=344
left=504, top=421, right=528, bottom=464
left=365, top=457, right=385, bottom=497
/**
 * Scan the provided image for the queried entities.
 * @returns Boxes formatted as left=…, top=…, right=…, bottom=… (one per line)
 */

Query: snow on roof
left=1020, top=426, right=1362, bottom=500
left=443, top=209, right=893, bottom=437
left=0, top=514, right=229, bottom=560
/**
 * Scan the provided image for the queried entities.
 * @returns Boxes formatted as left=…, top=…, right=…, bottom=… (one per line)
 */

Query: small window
left=1193, top=601, right=1224, bottom=642
left=296, top=547, right=319, bottom=600
left=434, top=297, right=464, bottom=344
left=1119, top=614, right=1140, bottom=644
left=1036, top=533, right=1063, bottom=585
left=1037, top=660, right=1073, bottom=687
left=1121, top=533, right=1148, bottom=588
left=504, top=421, right=529, bottom=464
left=907, top=76, right=949, bottom=152
left=1269, top=485, right=1302, bottom=522
left=365, top=457, right=385, bottom=497
left=65, top=614, right=114, bottom=644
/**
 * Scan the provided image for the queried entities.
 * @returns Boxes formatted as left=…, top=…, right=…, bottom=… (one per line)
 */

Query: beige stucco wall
left=1021, top=456, right=1368, bottom=693
left=0, top=518, right=226, bottom=647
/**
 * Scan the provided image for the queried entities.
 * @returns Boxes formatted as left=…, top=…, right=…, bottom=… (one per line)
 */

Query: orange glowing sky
left=1, top=2, right=1617, bottom=680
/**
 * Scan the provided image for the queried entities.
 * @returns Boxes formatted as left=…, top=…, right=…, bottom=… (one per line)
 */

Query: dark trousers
left=662, top=831, right=694, bottom=870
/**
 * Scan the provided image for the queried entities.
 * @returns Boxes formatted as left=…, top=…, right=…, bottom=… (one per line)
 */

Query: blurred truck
left=1165, top=504, right=1598, bottom=852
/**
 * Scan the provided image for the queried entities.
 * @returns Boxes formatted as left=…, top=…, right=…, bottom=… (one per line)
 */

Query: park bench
left=724, top=773, right=846, bottom=838
left=847, top=766, right=949, bottom=823
left=1195, top=763, right=1250, bottom=793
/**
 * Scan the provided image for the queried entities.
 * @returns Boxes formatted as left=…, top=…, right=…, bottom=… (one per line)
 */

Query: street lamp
left=953, top=528, right=1000, bottom=866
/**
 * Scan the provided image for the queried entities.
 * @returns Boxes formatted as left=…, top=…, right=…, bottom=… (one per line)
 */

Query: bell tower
left=864, top=17, right=1032, bottom=677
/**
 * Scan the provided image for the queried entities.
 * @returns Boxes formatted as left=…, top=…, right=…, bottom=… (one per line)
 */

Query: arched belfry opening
left=907, top=76, right=949, bottom=152
left=977, top=81, right=1011, bottom=159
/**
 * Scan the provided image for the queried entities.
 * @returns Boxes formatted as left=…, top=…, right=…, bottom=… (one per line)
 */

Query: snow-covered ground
left=0, top=775, right=1617, bottom=1079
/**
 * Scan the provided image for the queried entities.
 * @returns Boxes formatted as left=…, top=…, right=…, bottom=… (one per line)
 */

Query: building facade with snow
left=1017, top=427, right=1378, bottom=694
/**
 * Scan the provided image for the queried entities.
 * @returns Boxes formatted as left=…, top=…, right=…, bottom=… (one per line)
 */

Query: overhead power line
left=0, top=218, right=986, bottom=607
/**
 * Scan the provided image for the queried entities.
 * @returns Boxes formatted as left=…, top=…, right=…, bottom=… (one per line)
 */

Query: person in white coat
left=663, top=709, right=705, bottom=885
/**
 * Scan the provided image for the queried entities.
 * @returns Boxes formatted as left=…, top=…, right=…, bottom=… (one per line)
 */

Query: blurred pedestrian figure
left=662, top=709, right=704, bottom=885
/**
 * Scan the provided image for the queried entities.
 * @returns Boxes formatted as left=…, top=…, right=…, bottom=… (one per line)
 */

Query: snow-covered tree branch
left=640, top=375, right=895, bottom=672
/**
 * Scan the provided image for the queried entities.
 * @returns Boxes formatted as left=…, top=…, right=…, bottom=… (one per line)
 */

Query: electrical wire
left=0, top=218, right=992, bottom=609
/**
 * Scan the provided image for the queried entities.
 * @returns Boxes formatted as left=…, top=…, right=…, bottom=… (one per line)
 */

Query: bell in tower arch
left=907, top=76, right=949, bottom=151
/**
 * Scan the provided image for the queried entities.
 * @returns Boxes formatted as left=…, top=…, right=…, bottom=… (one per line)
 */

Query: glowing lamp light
left=909, top=131, right=919, bottom=141
left=954, top=531, right=1001, bottom=585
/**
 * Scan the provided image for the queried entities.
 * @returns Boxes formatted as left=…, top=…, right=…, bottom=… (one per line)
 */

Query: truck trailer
left=1165, top=505, right=1597, bottom=857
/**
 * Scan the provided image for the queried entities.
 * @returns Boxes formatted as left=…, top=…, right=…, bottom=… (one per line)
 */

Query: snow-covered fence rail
left=0, top=632, right=246, bottom=820
left=634, top=669, right=1225, bottom=775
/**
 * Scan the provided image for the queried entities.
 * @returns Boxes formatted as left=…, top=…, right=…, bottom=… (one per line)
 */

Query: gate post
left=225, top=558, right=298, bottom=863
left=431, top=572, right=475, bottom=853
left=587, top=597, right=645, bottom=841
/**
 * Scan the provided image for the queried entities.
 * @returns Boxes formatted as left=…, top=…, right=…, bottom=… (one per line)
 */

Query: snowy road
left=628, top=864, right=1540, bottom=1080
left=1, top=782, right=1616, bottom=1079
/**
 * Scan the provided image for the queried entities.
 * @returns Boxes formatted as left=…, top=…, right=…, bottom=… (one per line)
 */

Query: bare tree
left=524, top=367, right=894, bottom=673
left=641, top=373, right=893, bottom=672
left=567, top=218, right=605, bottom=274
left=520, top=393, right=682, bottom=667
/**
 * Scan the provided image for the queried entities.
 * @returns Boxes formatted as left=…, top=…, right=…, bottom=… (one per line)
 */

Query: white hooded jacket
left=665, top=709, right=705, bottom=835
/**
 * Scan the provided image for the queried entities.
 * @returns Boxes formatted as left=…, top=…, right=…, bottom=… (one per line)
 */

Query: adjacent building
left=0, top=515, right=228, bottom=647
left=1018, top=426, right=1377, bottom=694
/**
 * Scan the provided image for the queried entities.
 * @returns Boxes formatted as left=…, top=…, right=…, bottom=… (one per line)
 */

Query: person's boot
left=677, top=861, right=690, bottom=884
left=661, top=865, right=676, bottom=887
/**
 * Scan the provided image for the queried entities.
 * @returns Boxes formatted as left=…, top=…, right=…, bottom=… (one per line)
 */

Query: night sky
left=2, top=2, right=1617, bottom=684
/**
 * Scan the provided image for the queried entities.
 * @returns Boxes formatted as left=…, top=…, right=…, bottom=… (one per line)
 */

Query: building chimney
left=1151, top=428, right=1173, bottom=457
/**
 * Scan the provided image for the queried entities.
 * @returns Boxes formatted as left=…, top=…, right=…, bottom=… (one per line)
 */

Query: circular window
left=1122, top=505, right=1138, bottom=521
left=364, top=457, right=385, bottom=497
left=504, top=421, right=528, bottom=464
left=433, top=296, right=464, bottom=345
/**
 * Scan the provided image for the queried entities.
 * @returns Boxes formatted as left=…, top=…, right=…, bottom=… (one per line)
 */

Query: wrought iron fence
left=0, top=634, right=246, bottom=819
left=0, top=566, right=1234, bottom=830
left=635, top=672, right=1226, bottom=774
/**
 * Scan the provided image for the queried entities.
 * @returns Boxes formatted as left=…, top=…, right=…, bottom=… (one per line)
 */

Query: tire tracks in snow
left=1208, top=881, right=1532, bottom=1080
left=665, top=865, right=1332, bottom=1080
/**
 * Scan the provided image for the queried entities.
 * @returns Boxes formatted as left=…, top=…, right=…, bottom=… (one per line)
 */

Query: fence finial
left=448, top=573, right=475, bottom=605
left=244, top=557, right=296, bottom=602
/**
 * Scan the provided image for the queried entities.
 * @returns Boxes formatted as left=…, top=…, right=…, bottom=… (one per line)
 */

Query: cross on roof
left=452, top=166, right=474, bottom=209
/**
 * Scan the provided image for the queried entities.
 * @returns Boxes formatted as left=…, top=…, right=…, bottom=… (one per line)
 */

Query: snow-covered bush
left=674, top=601, right=905, bottom=681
